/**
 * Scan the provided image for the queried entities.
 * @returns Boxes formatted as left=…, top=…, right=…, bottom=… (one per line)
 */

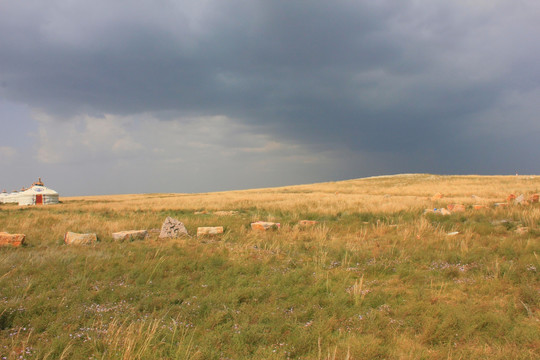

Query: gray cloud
left=1, top=0, right=539, bottom=193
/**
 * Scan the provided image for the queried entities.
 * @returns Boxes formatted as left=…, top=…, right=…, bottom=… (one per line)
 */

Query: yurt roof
left=19, top=185, right=58, bottom=196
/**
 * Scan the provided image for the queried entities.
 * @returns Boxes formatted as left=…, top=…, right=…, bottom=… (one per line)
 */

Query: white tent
left=4, top=191, right=20, bottom=204
left=0, top=190, right=8, bottom=204
left=17, top=185, right=59, bottom=206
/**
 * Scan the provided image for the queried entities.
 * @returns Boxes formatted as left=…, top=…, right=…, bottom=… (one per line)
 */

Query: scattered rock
left=494, top=202, right=507, bottom=207
left=112, top=230, right=148, bottom=242
left=471, top=195, right=481, bottom=199
left=446, top=231, right=459, bottom=236
left=251, top=221, right=281, bottom=231
left=194, top=211, right=208, bottom=215
left=447, top=204, right=466, bottom=212
left=148, top=228, right=160, bottom=235
left=64, top=232, right=97, bottom=245
left=159, top=217, right=188, bottom=238
left=424, top=208, right=450, bottom=215
left=472, top=204, right=486, bottom=210
left=530, top=194, right=539, bottom=203
left=197, top=226, right=224, bottom=236
left=0, top=232, right=25, bottom=247
left=431, top=193, right=444, bottom=201
left=491, top=219, right=510, bottom=225
left=507, top=194, right=516, bottom=203
left=298, top=220, right=318, bottom=226
left=515, top=226, right=529, bottom=235
left=214, top=211, right=238, bottom=216
left=440, top=208, right=451, bottom=216
left=514, top=194, right=525, bottom=204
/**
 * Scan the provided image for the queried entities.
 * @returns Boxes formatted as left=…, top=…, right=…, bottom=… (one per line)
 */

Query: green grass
left=1, top=194, right=539, bottom=359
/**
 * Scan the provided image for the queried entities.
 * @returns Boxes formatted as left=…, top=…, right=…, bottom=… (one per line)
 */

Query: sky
left=1, top=0, right=539, bottom=196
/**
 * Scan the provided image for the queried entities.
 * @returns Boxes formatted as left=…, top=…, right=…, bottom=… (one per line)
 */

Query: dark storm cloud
left=1, top=0, right=539, bottom=169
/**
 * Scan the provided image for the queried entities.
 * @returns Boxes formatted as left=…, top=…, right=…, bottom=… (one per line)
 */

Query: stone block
left=0, top=232, right=25, bottom=247
left=112, top=230, right=148, bottom=241
left=64, top=232, right=97, bottom=245
left=251, top=221, right=281, bottom=231
left=197, top=226, right=224, bottom=237
left=447, top=204, right=465, bottom=212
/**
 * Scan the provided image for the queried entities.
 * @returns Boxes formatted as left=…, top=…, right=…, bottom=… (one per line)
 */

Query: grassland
left=0, top=174, right=539, bottom=359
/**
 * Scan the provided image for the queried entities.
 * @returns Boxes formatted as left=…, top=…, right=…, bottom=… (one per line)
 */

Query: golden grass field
left=1, top=174, right=539, bottom=359
left=64, top=173, right=538, bottom=212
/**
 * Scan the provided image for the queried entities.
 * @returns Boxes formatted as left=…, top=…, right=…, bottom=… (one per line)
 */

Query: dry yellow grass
left=63, top=174, right=540, bottom=215
left=1, top=174, right=539, bottom=359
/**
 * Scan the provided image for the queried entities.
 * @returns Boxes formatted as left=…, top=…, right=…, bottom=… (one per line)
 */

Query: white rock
left=197, top=227, right=224, bottom=236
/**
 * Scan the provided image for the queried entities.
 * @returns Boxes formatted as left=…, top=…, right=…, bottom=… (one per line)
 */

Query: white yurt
left=4, top=190, right=20, bottom=204
left=0, top=190, right=8, bottom=204
left=17, top=179, right=59, bottom=206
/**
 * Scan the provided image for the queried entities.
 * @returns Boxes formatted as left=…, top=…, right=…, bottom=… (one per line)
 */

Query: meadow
left=0, top=174, right=539, bottom=359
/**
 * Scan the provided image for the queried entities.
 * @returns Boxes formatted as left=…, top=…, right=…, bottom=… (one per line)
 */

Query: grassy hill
left=1, top=174, right=539, bottom=359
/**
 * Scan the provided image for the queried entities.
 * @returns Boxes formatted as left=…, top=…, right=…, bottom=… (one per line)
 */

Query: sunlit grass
left=0, top=174, right=539, bottom=359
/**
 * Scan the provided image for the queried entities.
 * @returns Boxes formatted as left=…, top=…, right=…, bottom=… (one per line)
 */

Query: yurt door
left=36, top=194, right=43, bottom=205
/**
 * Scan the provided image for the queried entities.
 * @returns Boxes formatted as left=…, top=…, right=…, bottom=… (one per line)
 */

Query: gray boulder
left=159, top=217, right=188, bottom=238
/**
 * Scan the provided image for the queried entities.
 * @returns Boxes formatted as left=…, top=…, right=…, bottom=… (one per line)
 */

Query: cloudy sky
left=1, top=0, right=539, bottom=196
